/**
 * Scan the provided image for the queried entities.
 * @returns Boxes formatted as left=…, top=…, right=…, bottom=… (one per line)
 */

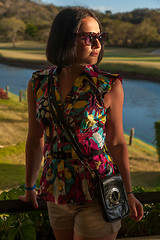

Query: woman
left=19, top=7, right=143, bottom=240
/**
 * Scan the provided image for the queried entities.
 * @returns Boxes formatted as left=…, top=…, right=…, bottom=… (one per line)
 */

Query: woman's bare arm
left=104, top=79, right=143, bottom=222
left=19, top=80, right=44, bottom=208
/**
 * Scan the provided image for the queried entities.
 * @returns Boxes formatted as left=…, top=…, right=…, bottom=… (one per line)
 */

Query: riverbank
left=1, top=55, right=160, bottom=82
left=0, top=92, right=160, bottom=191
left=0, top=55, right=51, bottom=70
left=0, top=42, right=160, bottom=82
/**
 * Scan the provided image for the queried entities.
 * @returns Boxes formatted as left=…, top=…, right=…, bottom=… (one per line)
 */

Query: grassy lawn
left=0, top=42, right=160, bottom=80
left=101, top=47, right=160, bottom=80
left=0, top=93, right=160, bottom=192
left=0, top=41, right=47, bottom=64
left=0, top=93, right=42, bottom=191
left=0, top=42, right=160, bottom=192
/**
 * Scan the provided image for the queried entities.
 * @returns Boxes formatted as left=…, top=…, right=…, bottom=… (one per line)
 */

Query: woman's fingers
left=32, top=196, right=39, bottom=209
left=135, top=201, right=144, bottom=221
left=19, top=190, right=39, bottom=209
left=128, top=194, right=144, bottom=222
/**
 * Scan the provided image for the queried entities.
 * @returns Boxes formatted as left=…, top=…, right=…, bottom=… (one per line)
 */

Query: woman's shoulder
left=30, top=65, right=56, bottom=81
left=84, top=65, right=122, bottom=94
left=30, top=66, right=56, bottom=93
left=93, top=65, right=122, bottom=84
left=85, top=65, right=122, bottom=84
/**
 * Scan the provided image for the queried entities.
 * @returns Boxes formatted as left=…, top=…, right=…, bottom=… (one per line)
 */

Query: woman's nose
left=92, top=38, right=101, bottom=48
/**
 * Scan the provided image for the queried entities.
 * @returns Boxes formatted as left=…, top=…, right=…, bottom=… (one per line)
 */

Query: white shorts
left=47, top=200, right=121, bottom=238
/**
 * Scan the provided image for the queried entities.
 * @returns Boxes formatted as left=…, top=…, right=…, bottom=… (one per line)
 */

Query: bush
left=118, top=186, right=160, bottom=238
left=155, top=121, right=160, bottom=162
left=118, top=203, right=160, bottom=238
left=0, top=185, right=160, bottom=239
left=0, top=185, right=55, bottom=240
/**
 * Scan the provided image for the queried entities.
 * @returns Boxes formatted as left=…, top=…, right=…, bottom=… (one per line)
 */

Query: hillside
left=0, top=0, right=160, bottom=47
left=1, top=41, right=160, bottom=82
left=0, top=93, right=159, bottom=191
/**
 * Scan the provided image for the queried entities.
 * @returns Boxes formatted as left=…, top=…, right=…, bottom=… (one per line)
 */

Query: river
left=0, top=63, right=160, bottom=146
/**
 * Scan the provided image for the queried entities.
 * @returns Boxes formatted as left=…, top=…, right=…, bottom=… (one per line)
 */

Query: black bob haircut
left=46, top=7, right=104, bottom=67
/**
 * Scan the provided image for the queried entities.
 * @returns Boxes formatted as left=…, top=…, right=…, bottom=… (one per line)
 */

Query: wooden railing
left=0, top=192, right=160, bottom=213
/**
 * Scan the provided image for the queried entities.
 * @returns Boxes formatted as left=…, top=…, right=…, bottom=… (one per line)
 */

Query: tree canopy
left=0, top=0, right=160, bottom=47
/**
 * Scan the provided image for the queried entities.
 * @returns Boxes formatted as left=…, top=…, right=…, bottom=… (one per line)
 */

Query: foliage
left=118, top=186, right=160, bottom=238
left=0, top=0, right=160, bottom=47
left=25, top=23, right=38, bottom=38
left=0, top=17, right=26, bottom=47
left=0, top=142, right=25, bottom=158
left=155, top=121, right=160, bottom=162
left=0, top=185, right=55, bottom=240
left=119, top=203, right=160, bottom=238
left=0, top=186, right=160, bottom=239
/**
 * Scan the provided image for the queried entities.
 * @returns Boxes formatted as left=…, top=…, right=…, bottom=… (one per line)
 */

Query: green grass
left=100, top=47, right=160, bottom=80
left=124, top=135, right=160, bottom=189
left=0, top=42, right=160, bottom=191
left=0, top=162, right=42, bottom=191
left=0, top=41, right=46, bottom=63
left=104, top=47, right=158, bottom=57
left=0, top=142, right=25, bottom=160
left=0, top=163, right=26, bottom=190
left=0, top=93, right=43, bottom=191
left=99, top=62, right=160, bottom=79
left=1, top=42, right=160, bottom=79
left=0, top=41, right=46, bottom=54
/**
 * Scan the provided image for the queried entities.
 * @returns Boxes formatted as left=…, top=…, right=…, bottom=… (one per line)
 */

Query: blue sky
left=42, top=0, right=160, bottom=13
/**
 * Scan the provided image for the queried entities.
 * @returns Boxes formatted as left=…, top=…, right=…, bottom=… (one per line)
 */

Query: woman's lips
left=90, top=52, right=99, bottom=56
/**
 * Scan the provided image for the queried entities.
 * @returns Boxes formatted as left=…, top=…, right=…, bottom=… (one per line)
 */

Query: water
left=0, top=63, right=34, bottom=95
left=0, top=63, right=160, bottom=145
left=123, top=79, right=160, bottom=145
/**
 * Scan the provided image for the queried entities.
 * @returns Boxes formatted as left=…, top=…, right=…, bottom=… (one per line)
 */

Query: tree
left=0, top=17, right=26, bottom=47
left=25, top=22, right=38, bottom=38
left=131, top=19, right=160, bottom=47
left=102, top=18, right=133, bottom=47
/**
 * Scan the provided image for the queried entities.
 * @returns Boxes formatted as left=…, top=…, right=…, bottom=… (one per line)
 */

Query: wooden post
left=129, top=128, right=135, bottom=145
left=19, top=90, right=22, bottom=102
left=6, top=86, right=9, bottom=98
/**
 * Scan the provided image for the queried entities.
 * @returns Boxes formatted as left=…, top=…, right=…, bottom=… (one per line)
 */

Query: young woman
left=19, top=7, right=143, bottom=240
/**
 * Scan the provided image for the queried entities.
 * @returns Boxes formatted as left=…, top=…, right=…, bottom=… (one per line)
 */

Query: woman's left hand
left=19, top=190, right=39, bottom=209
left=127, top=193, right=144, bottom=222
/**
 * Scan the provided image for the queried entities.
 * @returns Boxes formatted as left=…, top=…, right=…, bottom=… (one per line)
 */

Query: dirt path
left=151, top=49, right=160, bottom=55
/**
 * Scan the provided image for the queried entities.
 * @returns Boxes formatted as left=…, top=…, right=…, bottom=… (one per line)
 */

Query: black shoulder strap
left=83, top=70, right=104, bottom=96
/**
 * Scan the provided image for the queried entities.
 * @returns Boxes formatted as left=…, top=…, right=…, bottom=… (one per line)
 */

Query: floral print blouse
left=30, top=64, right=122, bottom=204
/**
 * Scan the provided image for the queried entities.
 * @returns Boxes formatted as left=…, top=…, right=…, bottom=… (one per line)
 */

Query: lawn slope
left=0, top=94, right=159, bottom=191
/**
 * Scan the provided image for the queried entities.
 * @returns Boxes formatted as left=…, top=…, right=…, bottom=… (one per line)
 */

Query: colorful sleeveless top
left=30, top=64, right=122, bottom=204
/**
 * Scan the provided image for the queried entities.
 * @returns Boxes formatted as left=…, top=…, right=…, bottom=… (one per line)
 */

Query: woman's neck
left=57, top=64, right=85, bottom=104
left=59, top=64, right=85, bottom=83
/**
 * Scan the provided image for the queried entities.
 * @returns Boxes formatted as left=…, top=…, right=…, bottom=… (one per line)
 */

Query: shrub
left=155, top=121, right=160, bottom=162
left=0, top=185, right=160, bottom=239
left=0, top=185, right=55, bottom=240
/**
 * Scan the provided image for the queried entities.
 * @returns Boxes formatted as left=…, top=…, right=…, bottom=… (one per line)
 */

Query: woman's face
left=75, top=17, right=101, bottom=66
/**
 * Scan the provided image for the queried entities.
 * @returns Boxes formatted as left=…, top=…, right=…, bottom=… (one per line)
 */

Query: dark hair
left=46, top=7, right=104, bottom=67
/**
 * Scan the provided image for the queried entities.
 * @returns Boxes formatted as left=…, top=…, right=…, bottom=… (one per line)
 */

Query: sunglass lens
left=99, top=33, right=107, bottom=45
left=84, top=33, right=108, bottom=45
left=86, top=35, right=96, bottom=45
left=85, top=35, right=92, bottom=45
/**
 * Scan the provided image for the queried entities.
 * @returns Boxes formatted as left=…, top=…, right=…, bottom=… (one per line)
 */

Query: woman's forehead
left=78, top=17, right=100, bottom=33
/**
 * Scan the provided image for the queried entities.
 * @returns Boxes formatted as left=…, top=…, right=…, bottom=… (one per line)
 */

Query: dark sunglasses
left=76, top=32, right=108, bottom=46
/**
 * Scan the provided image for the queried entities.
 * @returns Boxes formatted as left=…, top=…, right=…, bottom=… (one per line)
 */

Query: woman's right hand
left=127, top=194, right=143, bottom=222
left=19, top=190, right=39, bottom=209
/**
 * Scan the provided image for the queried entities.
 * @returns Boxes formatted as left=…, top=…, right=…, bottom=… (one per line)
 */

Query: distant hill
left=0, top=0, right=160, bottom=47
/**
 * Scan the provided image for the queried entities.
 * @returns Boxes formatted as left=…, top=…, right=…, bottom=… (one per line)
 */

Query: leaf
left=19, top=219, right=36, bottom=240
left=0, top=185, right=25, bottom=200
left=7, top=187, right=25, bottom=200
left=0, top=191, right=10, bottom=200
left=7, top=228, right=19, bottom=240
